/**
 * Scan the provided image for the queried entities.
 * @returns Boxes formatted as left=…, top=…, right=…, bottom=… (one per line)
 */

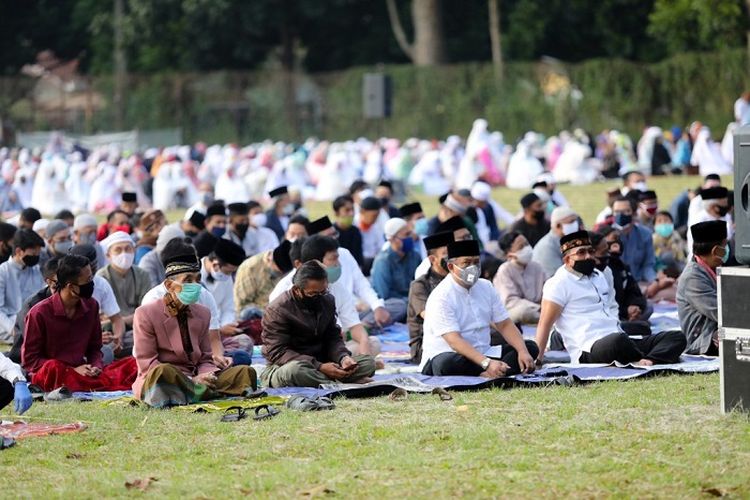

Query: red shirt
left=22, top=293, right=104, bottom=375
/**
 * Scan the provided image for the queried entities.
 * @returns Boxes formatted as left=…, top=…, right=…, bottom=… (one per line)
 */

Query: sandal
left=253, top=405, right=280, bottom=421
left=432, top=387, right=453, bottom=401
left=220, top=406, right=247, bottom=422
left=43, top=386, right=73, bottom=403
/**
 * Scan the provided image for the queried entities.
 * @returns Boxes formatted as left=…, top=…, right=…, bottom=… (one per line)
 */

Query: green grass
left=5, top=174, right=743, bottom=498
left=1, top=374, right=748, bottom=498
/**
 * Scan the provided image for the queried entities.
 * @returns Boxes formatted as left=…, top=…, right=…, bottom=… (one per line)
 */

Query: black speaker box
left=733, top=127, right=750, bottom=264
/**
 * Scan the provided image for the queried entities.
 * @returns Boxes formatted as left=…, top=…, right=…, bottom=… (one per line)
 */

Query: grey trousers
left=261, top=354, right=376, bottom=388
left=360, top=298, right=408, bottom=328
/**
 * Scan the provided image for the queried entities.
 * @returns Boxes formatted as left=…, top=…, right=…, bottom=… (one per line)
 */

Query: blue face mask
left=721, top=244, right=730, bottom=264
left=326, top=264, right=342, bottom=284
left=414, top=218, right=429, bottom=237
left=614, top=212, right=633, bottom=227
left=400, top=236, right=415, bottom=254
left=211, top=226, right=226, bottom=238
left=176, top=283, right=202, bottom=305
left=654, top=223, right=674, bottom=239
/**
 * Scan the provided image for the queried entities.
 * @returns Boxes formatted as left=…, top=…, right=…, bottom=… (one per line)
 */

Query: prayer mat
left=0, top=421, right=87, bottom=440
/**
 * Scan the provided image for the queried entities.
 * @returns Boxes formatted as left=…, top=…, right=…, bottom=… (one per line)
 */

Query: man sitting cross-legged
left=132, top=246, right=257, bottom=408
left=419, top=240, right=538, bottom=378
left=261, top=261, right=376, bottom=388
left=535, top=230, right=686, bottom=365
left=22, top=255, right=137, bottom=392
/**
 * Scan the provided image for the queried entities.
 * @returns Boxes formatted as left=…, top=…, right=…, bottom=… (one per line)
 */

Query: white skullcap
left=443, top=194, right=467, bottom=215
left=74, top=213, right=98, bottom=230
left=156, top=223, right=186, bottom=254
left=470, top=182, right=492, bottom=202
left=551, top=207, right=577, bottom=226
left=32, top=218, right=50, bottom=232
left=100, top=231, right=134, bottom=253
left=384, top=218, right=408, bottom=239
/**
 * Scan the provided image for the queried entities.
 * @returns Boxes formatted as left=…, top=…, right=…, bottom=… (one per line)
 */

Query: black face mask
left=533, top=210, right=546, bottom=221
left=22, top=254, right=40, bottom=268
left=595, top=256, right=610, bottom=271
left=573, top=259, right=596, bottom=276
left=440, top=258, right=449, bottom=272
left=301, top=295, right=322, bottom=310
left=234, top=223, right=249, bottom=238
left=75, top=281, right=95, bottom=299
left=379, top=197, right=390, bottom=208
left=185, top=230, right=198, bottom=238
left=715, top=205, right=729, bottom=217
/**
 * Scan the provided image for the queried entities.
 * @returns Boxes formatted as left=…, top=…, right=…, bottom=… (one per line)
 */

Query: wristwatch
left=480, top=358, right=491, bottom=370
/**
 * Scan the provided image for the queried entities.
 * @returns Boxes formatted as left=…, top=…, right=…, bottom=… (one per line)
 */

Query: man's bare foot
left=375, top=360, right=385, bottom=370
left=352, top=377, right=374, bottom=384
left=635, top=359, right=654, bottom=367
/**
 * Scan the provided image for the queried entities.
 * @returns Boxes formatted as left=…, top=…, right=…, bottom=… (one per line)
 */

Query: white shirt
left=542, top=266, right=621, bottom=363
left=735, top=97, right=750, bottom=125
left=338, top=247, right=384, bottom=310
left=93, top=275, right=120, bottom=317
left=268, top=269, right=361, bottom=331
left=200, top=262, right=235, bottom=327
left=255, top=226, right=280, bottom=254
left=0, top=351, right=25, bottom=384
left=141, top=283, right=221, bottom=330
left=0, top=259, right=43, bottom=334
left=420, top=276, right=509, bottom=370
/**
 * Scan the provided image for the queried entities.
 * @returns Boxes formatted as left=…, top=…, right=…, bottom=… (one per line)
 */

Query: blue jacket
left=619, top=223, right=656, bottom=282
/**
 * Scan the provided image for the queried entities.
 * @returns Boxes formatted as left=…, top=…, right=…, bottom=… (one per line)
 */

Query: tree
left=385, top=0, right=447, bottom=66
left=488, top=0, right=503, bottom=81
left=647, top=0, right=747, bottom=54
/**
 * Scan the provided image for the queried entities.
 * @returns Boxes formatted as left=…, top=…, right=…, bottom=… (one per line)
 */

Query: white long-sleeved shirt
left=200, top=261, right=236, bottom=327
left=0, top=352, right=25, bottom=384
left=337, top=247, right=384, bottom=310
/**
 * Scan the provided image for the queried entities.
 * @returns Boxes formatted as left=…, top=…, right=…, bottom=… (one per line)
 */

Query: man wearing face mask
left=370, top=218, right=422, bottom=323
left=0, top=229, right=45, bottom=343
left=261, top=260, right=376, bottom=388
left=132, top=247, right=257, bottom=408
left=224, top=202, right=258, bottom=257
left=414, top=215, right=475, bottom=279
left=532, top=207, right=581, bottom=279
left=636, top=191, right=659, bottom=229
left=265, top=186, right=294, bottom=240
left=332, top=195, right=363, bottom=266
left=420, top=240, right=538, bottom=377
left=192, top=203, right=228, bottom=259
left=611, top=196, right=656, bottom=284
left=407, top=231, right=453, bottom=364
left=399, top=202, right=428, bottom=258
left=493, top=232, right=546, bottom=324
left=39, top=219, right=74, bottom=268
left=180, top=210, right=206, bottom=239
left=677, top=221, right=729, bottom=356
left=247, top=201, right=280, bottom=253
left=508, top=193, right=550, bottom=248
left=535, top=231, right=685, bottom=365
left=375, top=180, right=401, bottom=218
left=22, top=255, right=138, bottom=392
left=97, top=232, right=152, bottom=337
left=686, top=187, right=733, bottom=259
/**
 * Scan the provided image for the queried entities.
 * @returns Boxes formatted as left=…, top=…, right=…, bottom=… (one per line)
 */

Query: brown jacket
left=261, top=290, right=349, bottom=369
left=132, top=299, right=214, bottom=399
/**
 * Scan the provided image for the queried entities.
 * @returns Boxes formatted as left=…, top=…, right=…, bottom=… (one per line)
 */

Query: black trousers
left=579, top=331, right=687, bottom=364
left=422, top=340, right=540, bottom=376
left=0, top=378, right=14, bottom=411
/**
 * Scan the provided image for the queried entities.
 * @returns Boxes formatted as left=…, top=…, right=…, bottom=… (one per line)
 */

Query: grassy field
left=3, top=174, right=747, bottom=498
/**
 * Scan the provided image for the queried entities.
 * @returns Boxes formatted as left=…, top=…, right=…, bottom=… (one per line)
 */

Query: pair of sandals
left=388, top=387, right=453, bottom=402
left=220, top=405, right=280, bottom=422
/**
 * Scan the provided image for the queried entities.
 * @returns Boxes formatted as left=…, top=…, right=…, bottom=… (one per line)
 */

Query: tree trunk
left=488, top=0, right=503, bottom=82
left=411, top=0, right=446, bottom=66
left=113, top=0, right=126, bottom=130
left=385, top=0, right=446, bottom=66
left=280, top=0, right=299, bottom=137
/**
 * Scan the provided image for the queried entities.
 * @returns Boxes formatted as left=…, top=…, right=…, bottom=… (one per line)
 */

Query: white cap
left=100, top=231, right=134, bottom=253
left=156, top=224, right=186, bottom=254
left=470, top=182, right=492, bottom=202
left=384, top=218, right=407, bottom=239
left=74, top=213, right=98, bottom=230
left=32, top=218, right=50, bottom=232
left=551, top=206, right=577, bottom=226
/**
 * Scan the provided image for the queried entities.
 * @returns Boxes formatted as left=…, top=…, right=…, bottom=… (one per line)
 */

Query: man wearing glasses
left=261, top=260, right=376, bottom=388
left=535, top=231, right=686, bottom=365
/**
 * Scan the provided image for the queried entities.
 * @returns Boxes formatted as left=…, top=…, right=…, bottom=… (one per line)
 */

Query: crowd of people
left=0, top=113, right=741, bottom=414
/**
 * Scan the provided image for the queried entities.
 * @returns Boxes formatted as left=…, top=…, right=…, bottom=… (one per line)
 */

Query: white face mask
left=633, top=181, right=647, bottom=192
left=514, top=245, right=533, bottom=265
left=111, top=252, right=134, bottom=270
left=454, top=263, right=481, bottom=288
left=211, top=270, right=231, bottom=282
left=251, top=213, right=267, bottom=228
left=561, top=220, right=579, bottom=236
